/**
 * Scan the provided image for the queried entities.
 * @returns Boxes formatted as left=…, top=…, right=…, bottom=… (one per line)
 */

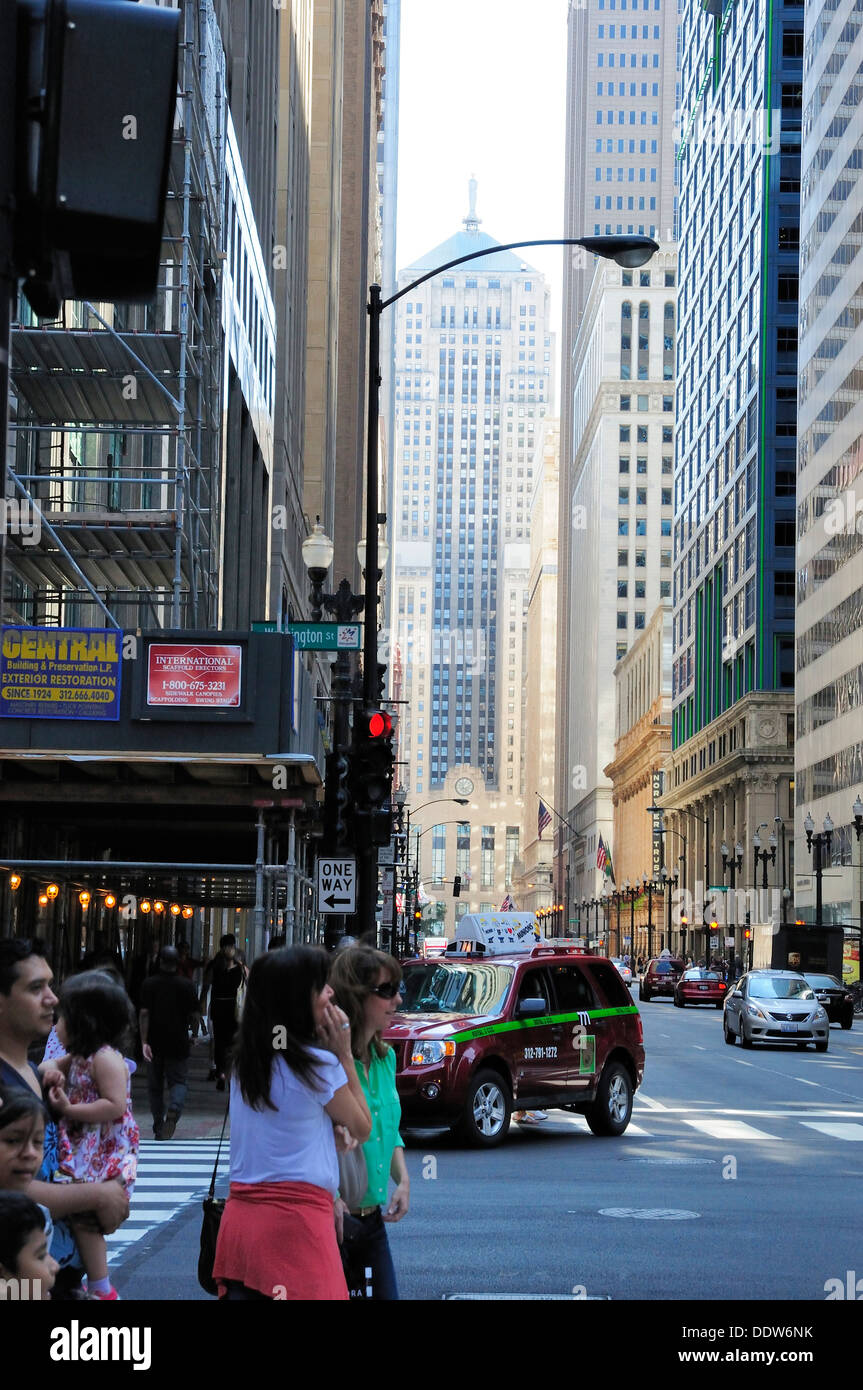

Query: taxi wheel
left=456, top=1070, right=512, bottom=1148
left=585, top=1062, right=632, bottom=1137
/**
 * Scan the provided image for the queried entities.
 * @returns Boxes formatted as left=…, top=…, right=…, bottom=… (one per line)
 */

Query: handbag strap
left=208, top=1098, right=230, bottom=1199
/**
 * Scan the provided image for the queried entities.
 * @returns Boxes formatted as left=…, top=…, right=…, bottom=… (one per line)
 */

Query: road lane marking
left=636, top=1092, right=669, bottom=1110
left=793, top=1077, right=820, bottom=1086
left=733, top=1059, right=755, bottom=1066
left=800, top=1122, right=863, bottom=1141
left=683, top=1118, right=778, bottom=1140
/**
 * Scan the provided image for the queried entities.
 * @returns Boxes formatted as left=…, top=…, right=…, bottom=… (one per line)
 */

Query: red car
left=384, top=914, right=645, bottom=1147
left=640, top=955, right=685, bottom=1001
left=674, top=967, right=727, bottom=1009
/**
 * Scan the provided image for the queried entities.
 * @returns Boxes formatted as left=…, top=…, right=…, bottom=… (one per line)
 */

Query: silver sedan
left=723, top=970, right=829, bottom=1051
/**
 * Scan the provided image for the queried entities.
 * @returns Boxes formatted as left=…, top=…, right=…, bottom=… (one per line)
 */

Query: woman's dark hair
left=219, top=935, right=236, bottom=949
left=232, top=946, right=330, bottom=1112
left=0, top=1192, right=46, bottom=1275
left=0, top=1085, right=46, bottom=1133
left=57, top=970, right=134, bottom=1059
left=328, top=947, right=401, bottom=1062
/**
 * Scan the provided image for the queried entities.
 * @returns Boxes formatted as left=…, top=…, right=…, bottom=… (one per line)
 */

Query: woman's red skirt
left=213, top=1181, right=348, bottom=1301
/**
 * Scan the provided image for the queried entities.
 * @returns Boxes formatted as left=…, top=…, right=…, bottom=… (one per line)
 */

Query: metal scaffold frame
left=5, top=0, right=226, bottom=632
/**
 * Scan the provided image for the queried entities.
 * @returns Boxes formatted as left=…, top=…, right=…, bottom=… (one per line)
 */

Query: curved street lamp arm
left=378, top=235, right=659, bottom=313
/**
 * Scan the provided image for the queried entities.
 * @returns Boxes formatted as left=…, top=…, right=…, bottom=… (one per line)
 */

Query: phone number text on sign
left=147, top=644, right=242, bottom=708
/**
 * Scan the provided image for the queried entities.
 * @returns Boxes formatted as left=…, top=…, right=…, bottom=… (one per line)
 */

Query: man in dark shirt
left=0, top=938, right=129, bottom=1295
left=139, top=946, right=200, bottom=1140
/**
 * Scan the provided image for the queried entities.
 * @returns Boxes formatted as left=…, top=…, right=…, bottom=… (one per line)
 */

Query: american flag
left=500, top=894, right=514, bottom=911
left=537, top=801, right=552, bottom=839
left=597, top=835, right=608, bottom=872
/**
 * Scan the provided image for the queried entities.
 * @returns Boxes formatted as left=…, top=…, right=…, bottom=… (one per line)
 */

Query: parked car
left=640, top=955, right=685, bottom=1002
left=674, top=967, right=727, bottom=1009
left=385, top=913, right=646, bottom=1146
left=723, top=970, right=829, bottom=1050
left=611, top=957, right=633, bottom=987
left=802, top=973, right=855, bottom=1029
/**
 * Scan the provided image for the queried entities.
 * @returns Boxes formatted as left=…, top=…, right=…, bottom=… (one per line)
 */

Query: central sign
left=316, top=857, right=357, bottom=915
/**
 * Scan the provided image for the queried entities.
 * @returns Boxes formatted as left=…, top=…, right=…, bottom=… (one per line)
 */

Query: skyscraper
left=392, top=185, right=554, bottom=805
left=657, top=0, right=802, bottom=961
left=557, top=247, right=678, bottom=917
left=556, top=0, right=681, bottom=910
left=795, top=0, right=863, bottom=925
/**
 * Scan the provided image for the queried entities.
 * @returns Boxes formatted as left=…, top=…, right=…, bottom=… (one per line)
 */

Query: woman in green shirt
left=329, top=946, right=409, bottom=1299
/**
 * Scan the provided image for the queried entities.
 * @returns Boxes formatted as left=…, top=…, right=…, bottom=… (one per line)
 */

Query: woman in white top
left=212, top=946, right=370, bottom=1300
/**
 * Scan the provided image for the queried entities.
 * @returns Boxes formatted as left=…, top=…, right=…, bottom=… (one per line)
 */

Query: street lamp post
left=774, top=816, right=792, bottom=926
left=360, top=234, right=657, bottom=935
left=803, top=811, right=834, bottom=929
left=302, top=522, right=365, bottom=949
left=661, top=866, right=678, bottom=953
left=753, top=827, right=777, bottom=941
left=721, top=839, right=743, bottom=963
left=623, top=880, right=636, bottom=967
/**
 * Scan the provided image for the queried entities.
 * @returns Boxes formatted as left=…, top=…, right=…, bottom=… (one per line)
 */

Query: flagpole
left=535, top=792, right=585, bottom=844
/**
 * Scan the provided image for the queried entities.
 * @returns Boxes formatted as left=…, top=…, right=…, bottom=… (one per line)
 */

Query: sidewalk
left=131, top=1033, right=229, bottom=1141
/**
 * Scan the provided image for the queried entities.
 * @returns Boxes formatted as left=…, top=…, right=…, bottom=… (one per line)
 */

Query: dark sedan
left=674, top=967, right=727, bottom=1009
left=803, top=973, right=855, bottom=1030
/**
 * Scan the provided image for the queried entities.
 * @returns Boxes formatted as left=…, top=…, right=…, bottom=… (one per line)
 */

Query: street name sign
left=289, top=623, right=361, bottom=651
left=316, top=857, right=357, bottom=914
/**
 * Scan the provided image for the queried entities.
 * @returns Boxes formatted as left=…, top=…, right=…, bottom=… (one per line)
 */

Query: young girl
left=0, top=1192, right=58, bottom=1299
left=40, top=970, right=139, bottom=1301
left=0, top=1086, right=46, bottom=1193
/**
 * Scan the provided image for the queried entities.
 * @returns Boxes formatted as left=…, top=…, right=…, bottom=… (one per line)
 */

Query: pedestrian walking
left=41, top=969, right=139, bottom=1301
left=139, top=946, right=201, bottom=1140
left=212, top=945, right=371, bottom=1300
left=328, top=945, right=410, bottom=1299
left=199, top=935, right=247, bottom=1091
left=0, top=939, right=129, bottom=1300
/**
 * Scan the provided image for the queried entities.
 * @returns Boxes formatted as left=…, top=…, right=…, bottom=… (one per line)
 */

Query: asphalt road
left=115, top=991, right=863, bottom=1302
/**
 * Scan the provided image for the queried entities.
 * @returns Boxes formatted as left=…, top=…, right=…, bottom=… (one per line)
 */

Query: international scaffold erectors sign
left=0, top=627, right=122, bottom=720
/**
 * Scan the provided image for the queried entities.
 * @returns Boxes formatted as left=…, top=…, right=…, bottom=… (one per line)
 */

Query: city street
left=114, top=993, right=863, bottom=1302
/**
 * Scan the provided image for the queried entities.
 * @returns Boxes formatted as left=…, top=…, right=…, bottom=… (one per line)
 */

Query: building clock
left=454, top=777, right=474, bottom=798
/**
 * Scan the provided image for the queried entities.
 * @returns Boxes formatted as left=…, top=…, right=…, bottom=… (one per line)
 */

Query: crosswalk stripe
left=801, top=1122, right=863, bottom=1141
left=683, top=1118, right=777, bottom=1141
left=107, top=1141, right=230, bottom=1268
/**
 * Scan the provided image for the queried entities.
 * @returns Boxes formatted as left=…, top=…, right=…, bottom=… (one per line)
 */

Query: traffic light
left=452, top=875, right=461, bottom=898
left=13, top=0, right=180, bottom=317
left=322, top=749, right=351, bottom=851
left=743, top=928, right=751, bottom=940
left=350, top=707, right=395, bottom=847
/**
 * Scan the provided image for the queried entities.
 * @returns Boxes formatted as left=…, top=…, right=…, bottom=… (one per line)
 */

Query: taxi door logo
left=571, top=1013, right=596, bottom=1075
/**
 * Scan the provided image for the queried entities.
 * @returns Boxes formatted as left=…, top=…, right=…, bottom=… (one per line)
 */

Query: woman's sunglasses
left=370, top=981, right=402, bottom=999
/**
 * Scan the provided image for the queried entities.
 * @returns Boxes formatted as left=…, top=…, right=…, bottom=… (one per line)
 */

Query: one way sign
left=316, top=857, right=357, bottom=915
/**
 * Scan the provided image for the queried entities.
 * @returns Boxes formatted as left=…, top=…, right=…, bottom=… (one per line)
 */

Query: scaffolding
left=5, top=0, right=226, bottom=632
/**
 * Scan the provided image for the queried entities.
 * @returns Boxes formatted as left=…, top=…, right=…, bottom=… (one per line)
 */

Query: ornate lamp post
left=803, top=811, right=834, bottom=929
left=660, top=865, right=678, bottom=953
left=721, top=839, right=743, bottom=962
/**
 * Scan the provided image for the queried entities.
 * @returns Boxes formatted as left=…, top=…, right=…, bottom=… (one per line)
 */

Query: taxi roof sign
left=451, top=912, right=541, bottom=956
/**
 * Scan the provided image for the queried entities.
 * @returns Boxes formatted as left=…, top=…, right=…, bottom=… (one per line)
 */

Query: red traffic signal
left=366, top=710, right=393, bottom=739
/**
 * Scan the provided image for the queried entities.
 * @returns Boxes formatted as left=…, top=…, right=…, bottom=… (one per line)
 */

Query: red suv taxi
left=639, top=955, right=685, bottom=1002
left=385, top=914, right=645, bottom=1147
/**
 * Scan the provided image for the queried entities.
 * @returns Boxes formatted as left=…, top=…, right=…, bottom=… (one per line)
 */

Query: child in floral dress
left=40, top=970, right=139, bottom=1300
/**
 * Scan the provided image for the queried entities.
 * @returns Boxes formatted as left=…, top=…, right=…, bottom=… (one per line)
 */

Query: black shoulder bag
left=197, top=1100, right=230, bottom=1296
